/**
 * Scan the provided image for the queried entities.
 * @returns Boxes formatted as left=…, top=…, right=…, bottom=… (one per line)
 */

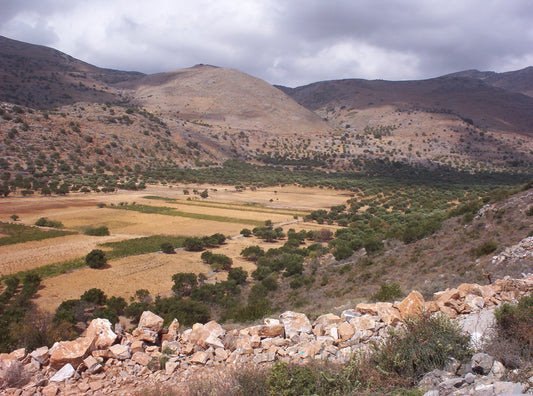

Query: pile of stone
left=491, top=236, right=533, bottom=266
left=0, top=274, right=532, bottom=395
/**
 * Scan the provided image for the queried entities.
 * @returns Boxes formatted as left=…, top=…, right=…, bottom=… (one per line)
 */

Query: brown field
left=0, top=184, right=349, bottom=312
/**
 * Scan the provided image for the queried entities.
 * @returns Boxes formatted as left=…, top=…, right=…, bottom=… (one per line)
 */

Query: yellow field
left=0, top=184, right=349, bottom=312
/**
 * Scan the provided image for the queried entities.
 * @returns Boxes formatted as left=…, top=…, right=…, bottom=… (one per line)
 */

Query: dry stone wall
left=1, top=274, right=532, bottom=395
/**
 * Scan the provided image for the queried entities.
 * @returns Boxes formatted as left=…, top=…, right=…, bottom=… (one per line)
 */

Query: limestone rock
left=349, top=315, right=376, bottom=331
left=396, top=291, right=425, bottom=318
left=132, top=311, right=164, bottom=343
left=41, top=384, right=59, bottom=396
left=313, top=313, right=341, bottom=327
left=30, top=346, right=49, bottom=365
left=471, top=353, right=494, bottom=375
left=86, top=318, right=117, bottom=350
left=337, top=322, right=355, bottom=341
left=190, top=351, right=209, bottom=365
left=356, top=302, right=401, bottom=326
left=165, top=360, right=179, bottom=374
left=83, top=355, right=103, bottom=374
left=204, top=321, right=225, bottom=338
left=109, top=344, right=131, bottom=360
left=49, top=363, right=75, bottom=382
left=132, top=351, right=152, bottom=366
left=49, top=337, right=94, bottom=369
left=249, top=324, right=284, bottom=338
left=279, top=311, right=312, bottom=339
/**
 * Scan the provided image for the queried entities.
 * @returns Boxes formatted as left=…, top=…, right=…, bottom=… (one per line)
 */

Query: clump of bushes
left=486, top=295, right=533, bottom=368
left=160, top=242, right=175, bottom=254
left=371, top=282, right=404, bottom=302
left=474, top=240, right=498, bottom=257
left=84, top=226, right=110, bottom=236
left=373, top=312, right=471, bottom=382
left=35, top=217, right=63, bottom=228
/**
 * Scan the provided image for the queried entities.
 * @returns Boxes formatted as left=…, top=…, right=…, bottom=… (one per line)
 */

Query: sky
left=1, top=0, right=532, bottom=87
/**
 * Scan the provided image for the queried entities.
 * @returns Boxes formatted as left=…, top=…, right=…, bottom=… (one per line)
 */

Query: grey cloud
left=0, top=0, right=532, bottom=86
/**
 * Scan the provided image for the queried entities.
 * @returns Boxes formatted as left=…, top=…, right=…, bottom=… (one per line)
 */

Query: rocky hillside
left=445, top=66, right=533, bottom=97
left=0, top=36, right=143, bottom=108
left=0, top=275, right=531, bottom=395
left=1, top=35, right=532, bottom=176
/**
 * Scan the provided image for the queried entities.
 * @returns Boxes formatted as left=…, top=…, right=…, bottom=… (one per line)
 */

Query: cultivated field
left=0, top=184, right=346, bottom=312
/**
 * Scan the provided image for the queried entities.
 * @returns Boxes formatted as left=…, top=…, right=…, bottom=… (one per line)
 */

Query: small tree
left=200, top=189, right=208, bottom=199
left=240, top=228, right=252, bottom=237
left=86, top=249, right=107, bottom=269
left=228, top=267, right=248, bottom=284
left=81, top=288, right=107, bottom=305
left=183, top=237, right=204, bottom=251
left=10, top=214, right=19, bottom=221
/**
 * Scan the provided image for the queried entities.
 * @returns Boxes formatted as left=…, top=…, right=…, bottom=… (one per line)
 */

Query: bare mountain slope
left=0, top=35, right=144, bottom=108
left=446, top=66, right=533, bottom=97
left=118, top=64, right=332, bottom=136
left=278, top=76, right=533, bottom=135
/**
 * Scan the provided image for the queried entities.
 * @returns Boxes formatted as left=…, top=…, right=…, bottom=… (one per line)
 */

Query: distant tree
left=240, top=245, right=265, bottom=262
left=10, top=214, right=19, bottom=221
left=86, top=249, right=107, bottom=269
left=172, top=273, right=197, bottom=297
left=240, top=228, right=252, bottom=237
left=81, top=288, right=107, bottom=305
left=228, top=267, right=248, bottom=284
left=183, top=237, right=204, bottom=251
left=200, top=189, right=208, bottom=199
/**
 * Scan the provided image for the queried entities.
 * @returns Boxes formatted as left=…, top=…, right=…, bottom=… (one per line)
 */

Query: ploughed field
left=0, top=184, right=345, bottom=312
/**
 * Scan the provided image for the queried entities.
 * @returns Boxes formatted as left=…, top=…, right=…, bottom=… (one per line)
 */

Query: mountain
left=445, top=66, right=533, bottom=97
left=0, top=35, right=532, bottom=176
left=117, top=64, right=332, bottom=137
left=0, top=35, right=143, bottom=108
left=278, top=75, right=533, bottom=135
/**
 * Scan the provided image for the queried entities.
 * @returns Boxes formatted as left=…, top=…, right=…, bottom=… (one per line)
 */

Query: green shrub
left=81, top=288, right=107, bottom=305
left=490, top=295, right=533, bottom=367
left=474, top=240, right=498, bottom=257
left=84, top=226, right=110, bottom=236
left=228, top=267, right=247, bottom=284
left=85, top=249, right=107, bottom=268
left=371, top=282, right=404, bottom=302
left=373, top=312, right=471, bottom=382
left=160, top=242, right=175, bottom=254
left=35, top=217, right=63, bottom=228
left=183, top=237, right=204, bottom=251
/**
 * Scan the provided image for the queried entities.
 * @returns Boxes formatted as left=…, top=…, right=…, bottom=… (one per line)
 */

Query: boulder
left=86, top=318, right=117, bottom=350
left=132, top=311, right=164, bottom=343
left=165, top=360, right=179, bottom=375
left=190, top=351, right=209, bottom=365
left=49, top=363, right=75, bottom=382
left=83, top=355, right=103, bottom=374
left=313, top=313, right=341, bottom=327
left=279, top=311, right=312, bottom=339
left=471, top=352, right=494, bottom=375
left=204, top=321, right=225, bottom=338
left=30, top=346, right=50, bottom=365
left=356, top=302, right=401, bottom=326
left=108, top=344, right=131, bottom=360
left=41, top=384, right=59, bottom=396
left=337, top=322, right=355, bottom=341
left=132, top=351, right=153, bottom=366
left=349, top=315, right=376, bottom=331
left=396, top=291, right=425, bottom=318
left=49, top=336, right=95, bottom=369
left=249, top=324, right=284, bottom=338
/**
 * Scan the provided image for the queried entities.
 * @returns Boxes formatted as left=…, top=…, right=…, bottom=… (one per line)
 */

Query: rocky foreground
left=1, top=275, right=532, bottom=395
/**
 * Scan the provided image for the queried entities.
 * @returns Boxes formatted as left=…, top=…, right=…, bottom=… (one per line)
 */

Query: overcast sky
left=1, top=0, right=532, bottom=87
